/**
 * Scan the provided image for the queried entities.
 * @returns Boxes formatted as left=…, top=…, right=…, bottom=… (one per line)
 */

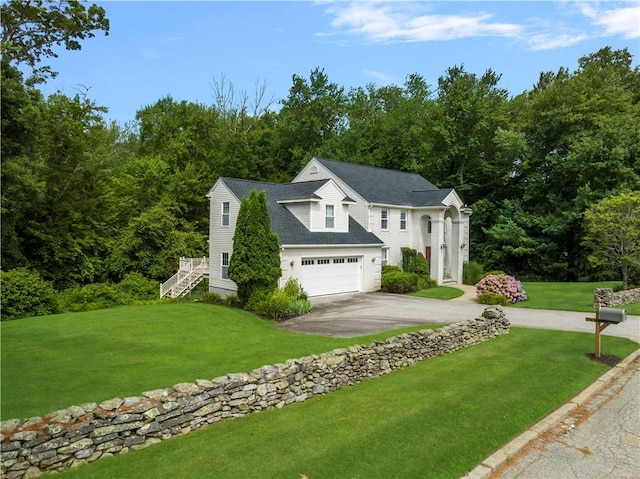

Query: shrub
left=58, top=283, right=127, bottom=313
left=382, top=265, right=402, bottom=275
left=401, top=248, right=429, bottom=275
left=284, top=298, right=313, bottom=316
left=382, top=271, right=421, bottom=294
left=477, top=293, right=509, bottom=306
left=417, top=276, right=437, bottom=290
left=201, top=291, right=221, bottom=304
left=254, top=288, right=296, bottom=320
left=484, top=270, right=506, bottom=277
left=0, top=268, right=59, bottom=320
left=475, top=274, right=527, bottom=303
left=113, top=272, right=158, bottom=300
left=463, top=261, right=485, bottom=285
left=222, top=295, right=240, bottom=307
left=283, top=277, right=307, bottom=300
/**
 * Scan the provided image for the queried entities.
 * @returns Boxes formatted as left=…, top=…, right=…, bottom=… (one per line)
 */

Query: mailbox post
left=585, top=297, right=627, bottom=358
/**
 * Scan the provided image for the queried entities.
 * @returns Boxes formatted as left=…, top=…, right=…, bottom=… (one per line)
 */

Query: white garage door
left=300, top=257, right=361, bottom=297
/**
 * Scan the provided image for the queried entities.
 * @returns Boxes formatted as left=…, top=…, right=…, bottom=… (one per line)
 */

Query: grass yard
left=409, top=286, right=465, bottom=300
left=0, top=303, right=439, bottom=420
left=510, top=281, right=640, bottom=314
left=58, top=328, right=639, bottom=479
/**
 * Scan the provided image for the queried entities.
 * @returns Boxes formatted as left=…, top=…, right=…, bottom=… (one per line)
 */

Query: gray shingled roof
left=221, top=178, right=383, bottom=246
left=314, top=157, right=451, bottom=207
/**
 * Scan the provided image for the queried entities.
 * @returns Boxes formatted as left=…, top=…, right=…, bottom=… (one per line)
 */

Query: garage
left=300, top=256, right=361, bottom=297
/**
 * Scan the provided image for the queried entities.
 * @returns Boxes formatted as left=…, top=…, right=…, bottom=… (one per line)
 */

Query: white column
left=429, top=211, right=445, bottom=285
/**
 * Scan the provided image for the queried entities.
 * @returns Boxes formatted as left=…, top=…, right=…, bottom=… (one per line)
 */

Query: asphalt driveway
left=276, top=292, right=640, bottom=342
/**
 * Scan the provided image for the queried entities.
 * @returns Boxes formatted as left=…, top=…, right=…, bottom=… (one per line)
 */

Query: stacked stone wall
left=1, top=308, right=509, bottom=479
left=594, top=287, right=640, bottom=307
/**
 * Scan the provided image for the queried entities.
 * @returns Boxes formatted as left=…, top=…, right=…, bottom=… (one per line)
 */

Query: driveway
left=276, top=292, right=640, bottom=343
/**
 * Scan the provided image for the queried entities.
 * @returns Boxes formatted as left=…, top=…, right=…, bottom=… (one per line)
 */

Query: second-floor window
left=325, top=205, right=335, bottom=228
left=222, top=202, right=230, bottom=226
left=381, top=209, right=388, bottom=230
left=400, top=210, right=407, bottom=231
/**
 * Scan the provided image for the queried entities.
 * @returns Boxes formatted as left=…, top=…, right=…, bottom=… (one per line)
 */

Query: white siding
left=208, top=180, right=241, bottom=295
left=284, top=203, right=311, bottom=229
left=309, top=181, right=349, bottom=232
left=369, top=206, right=416, bottom=267
left=294, top=159, right=369, bottom=228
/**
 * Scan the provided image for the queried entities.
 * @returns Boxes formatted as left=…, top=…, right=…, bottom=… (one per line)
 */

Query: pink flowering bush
left=475, top=274, right=527, bottom=304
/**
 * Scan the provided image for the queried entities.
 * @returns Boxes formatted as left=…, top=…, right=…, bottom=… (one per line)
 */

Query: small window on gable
left=222, top=202, right=230, bottom=227
left=310, top=165, right=318, bottom=174
left=381, top=209, right=389, bottom=230
left=325, top=204, right=335, bottom=229
left=400, top=210, right=407, bottom=231
left=221, top=252, right=229, bottom=279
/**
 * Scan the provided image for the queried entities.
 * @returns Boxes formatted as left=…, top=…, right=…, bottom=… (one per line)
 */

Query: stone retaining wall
left=1, top=307, right=509, bottom=479
left=594, top=287, right=640, bottom=307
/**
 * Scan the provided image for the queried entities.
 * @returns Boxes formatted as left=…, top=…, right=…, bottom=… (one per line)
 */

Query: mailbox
left=599, top=307, right=627, bottom=323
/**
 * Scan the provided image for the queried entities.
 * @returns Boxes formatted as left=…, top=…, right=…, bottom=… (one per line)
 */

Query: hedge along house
left=206, top=158, right=471, bottom=298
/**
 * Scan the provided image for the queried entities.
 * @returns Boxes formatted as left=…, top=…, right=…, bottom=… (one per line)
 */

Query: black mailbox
left=599, top=307, right=627, bottom=323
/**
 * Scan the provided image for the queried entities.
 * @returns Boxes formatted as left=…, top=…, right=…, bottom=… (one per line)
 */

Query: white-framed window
left=381, top=209, right=388, bottom=230
left=427, top=219, right=432, bottom=234
left=221, top=202, right=230, bottom=227
left=325, top=204, right=335, bottom=229
left=302, top=259, right=314, bottom=266
left=221, top=252, right=229, bottom=279
left=400, top=210, right=407, bottom=231
left=318, top=259, right=331, bottom=265
left=381, top=248, right=389, bottom=266
left=347, top=257, right=359, bottom=263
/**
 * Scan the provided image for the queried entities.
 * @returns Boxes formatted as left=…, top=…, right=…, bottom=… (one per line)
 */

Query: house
left=206, top=157, right=471, bottom=298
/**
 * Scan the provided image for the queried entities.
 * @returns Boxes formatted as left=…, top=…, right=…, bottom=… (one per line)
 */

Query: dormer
left=278, top=179, right=352, bottom=233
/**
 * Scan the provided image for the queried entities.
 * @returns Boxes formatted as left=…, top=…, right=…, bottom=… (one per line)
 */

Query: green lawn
left=0, top=303, right=438, bottom=420
left=58, top=328, right=638, bottom=479
left=510, top=281, right=640, bottom=314
left=410, top=286, right=465, bottom=300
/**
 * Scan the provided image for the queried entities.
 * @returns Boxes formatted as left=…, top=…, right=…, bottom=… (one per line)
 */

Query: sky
left=36, top=0, right=640, bottom=124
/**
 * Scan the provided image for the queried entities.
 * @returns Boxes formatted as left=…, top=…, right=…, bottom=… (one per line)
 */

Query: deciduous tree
left=1, top=0, right=109, bottom=82
left=583, top=191, right=640, bottom=289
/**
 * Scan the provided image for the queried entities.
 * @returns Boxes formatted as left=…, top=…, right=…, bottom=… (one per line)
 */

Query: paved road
left=491, top=354, right=640, bottom=479
left=277, top=292, right=640, bottom=343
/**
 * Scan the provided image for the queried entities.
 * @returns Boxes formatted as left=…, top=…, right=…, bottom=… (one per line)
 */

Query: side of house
left=294, top=158, right=472, bottom=284
left=207, top=176, right=383, bottom=297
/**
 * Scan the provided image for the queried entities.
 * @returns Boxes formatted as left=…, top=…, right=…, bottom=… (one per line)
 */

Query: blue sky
left=37, top=1, right=640, bottom=124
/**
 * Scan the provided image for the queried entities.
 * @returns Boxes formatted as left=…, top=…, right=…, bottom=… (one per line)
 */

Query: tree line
left=2, top=1, right=639, bottom=296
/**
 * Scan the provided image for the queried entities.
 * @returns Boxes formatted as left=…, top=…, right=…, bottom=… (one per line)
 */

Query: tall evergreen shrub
left=228, top=190, right=281, bottom=306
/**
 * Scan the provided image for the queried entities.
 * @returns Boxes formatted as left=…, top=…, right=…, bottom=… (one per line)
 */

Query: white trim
left=277, top=198, right=321, bottom=204
left=381, top=208, right=389, bottom=231
left=220, top=252, right=230, bottom=280
left=325, top=204, right=335, bottom=229
left=221, top=201, right=230, bottom=227
left=282, top=243, right=383, bottom=249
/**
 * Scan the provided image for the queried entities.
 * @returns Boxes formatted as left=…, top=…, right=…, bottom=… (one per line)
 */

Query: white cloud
left=580, top=3, right=640, bottom=39
left=527, top=32, right=589, bottom=51
left=362, top=69, right=395, bottom=85
left=324, top=2, right=523, bottom=44
left=319, top=1, right=639, bottom=51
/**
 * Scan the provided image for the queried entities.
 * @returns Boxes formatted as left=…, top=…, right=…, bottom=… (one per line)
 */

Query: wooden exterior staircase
left=160, top=257, right=210, bottom=298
